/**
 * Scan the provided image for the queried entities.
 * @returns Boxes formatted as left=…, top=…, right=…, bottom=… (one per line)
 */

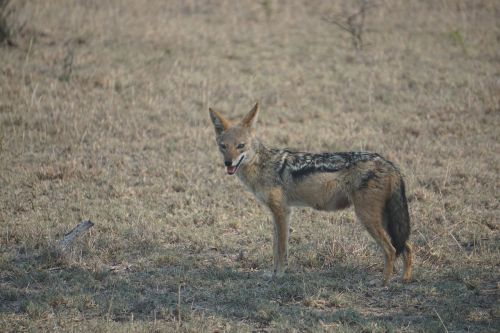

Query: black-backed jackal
left=209, top=103, right=412, bottom=286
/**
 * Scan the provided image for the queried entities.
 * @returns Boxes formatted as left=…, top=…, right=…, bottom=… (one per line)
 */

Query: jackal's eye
left=219, top=143, right=227, bottom=150
left=237, top=143, right=245, bottom=149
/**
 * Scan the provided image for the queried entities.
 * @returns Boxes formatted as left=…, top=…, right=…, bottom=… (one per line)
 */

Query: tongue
left=227, top=166, right=237, bottom=175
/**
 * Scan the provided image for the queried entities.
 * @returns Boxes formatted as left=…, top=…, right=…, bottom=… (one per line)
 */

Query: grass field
left=1, top=0, right=499, bottom=331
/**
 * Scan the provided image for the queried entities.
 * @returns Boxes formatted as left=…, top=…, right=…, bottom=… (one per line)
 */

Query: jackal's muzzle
left=225, top=155, right=244, bottom=175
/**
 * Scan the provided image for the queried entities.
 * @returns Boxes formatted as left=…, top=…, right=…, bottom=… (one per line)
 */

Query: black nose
left=224, top=161, right=232, bottom=167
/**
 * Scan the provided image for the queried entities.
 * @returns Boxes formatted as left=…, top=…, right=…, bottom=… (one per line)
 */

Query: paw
left=262, top=269, right=285, bottom=280
left=402, top=276, right=412, bottom=284
left=274, top=269, right=285, bottom=279
left=262, top=271, right=275, bottom=280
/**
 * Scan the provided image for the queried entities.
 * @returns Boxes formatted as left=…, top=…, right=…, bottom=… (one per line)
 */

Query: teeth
left=225, top=155, right=244, bottom=175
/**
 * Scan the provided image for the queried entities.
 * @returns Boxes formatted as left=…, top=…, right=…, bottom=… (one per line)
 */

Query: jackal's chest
left=237, top=168, right=271, bottom=204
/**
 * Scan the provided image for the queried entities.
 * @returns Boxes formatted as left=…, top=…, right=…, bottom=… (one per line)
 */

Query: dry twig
left=323, top=0, right=375, bottom=50
left=57, top=220, right=94, bottom=251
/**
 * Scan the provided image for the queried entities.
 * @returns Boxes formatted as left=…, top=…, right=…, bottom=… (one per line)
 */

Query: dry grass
left=1, top=0, right=499, bottom=332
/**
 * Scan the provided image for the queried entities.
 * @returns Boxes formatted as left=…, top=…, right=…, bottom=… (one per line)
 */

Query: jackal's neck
left=249, top=140, right=276, bottom=163
left=237, top=139, right=274, bottom=174
left=236, top=140, right=274, bottom=187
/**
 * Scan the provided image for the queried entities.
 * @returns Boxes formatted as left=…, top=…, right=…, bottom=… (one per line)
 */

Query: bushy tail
left=384, top=178, right=410, bottom=256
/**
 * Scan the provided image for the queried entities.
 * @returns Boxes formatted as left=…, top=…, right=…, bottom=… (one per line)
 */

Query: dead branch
left=323, top=0, right=376, bottom=50
left=57, top=220, right=94, bottom=251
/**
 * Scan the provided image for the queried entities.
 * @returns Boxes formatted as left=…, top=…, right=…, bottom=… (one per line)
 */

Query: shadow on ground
left=1, top=248, right=497, bottom=331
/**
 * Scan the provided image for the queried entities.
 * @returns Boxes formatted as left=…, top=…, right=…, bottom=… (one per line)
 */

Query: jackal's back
left=270, top=149, right=398, bottom=182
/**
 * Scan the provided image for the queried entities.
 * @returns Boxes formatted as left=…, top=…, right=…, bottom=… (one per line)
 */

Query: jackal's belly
left=287, top=173, right=351, bottom=211
left=289, top=191, right=350, bottom=211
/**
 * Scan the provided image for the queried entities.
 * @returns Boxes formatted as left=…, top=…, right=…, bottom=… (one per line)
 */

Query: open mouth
left=226, top=155, right=245, bottom=175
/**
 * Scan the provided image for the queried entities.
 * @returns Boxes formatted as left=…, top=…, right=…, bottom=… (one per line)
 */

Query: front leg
left=267, top=188, right=290, bottom=278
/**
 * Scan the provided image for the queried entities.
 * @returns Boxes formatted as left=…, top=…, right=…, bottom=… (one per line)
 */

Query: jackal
left=209, top=103, right=412, bottom=286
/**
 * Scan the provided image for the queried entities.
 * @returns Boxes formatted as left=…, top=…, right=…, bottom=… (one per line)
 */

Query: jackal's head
left=209, top=103, right=259, bottom=175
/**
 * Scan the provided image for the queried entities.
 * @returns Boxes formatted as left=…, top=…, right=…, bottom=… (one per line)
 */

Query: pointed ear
left=240, top=103, right=259, bottom=129
left=209, top=107, right=231, bottom=135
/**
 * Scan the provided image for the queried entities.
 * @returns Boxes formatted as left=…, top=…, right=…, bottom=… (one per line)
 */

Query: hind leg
left=365, top=220, right=396, bottom=286
left=354, top=200, right=396, bottom=286
left=402, top=242, right=413, bottom=283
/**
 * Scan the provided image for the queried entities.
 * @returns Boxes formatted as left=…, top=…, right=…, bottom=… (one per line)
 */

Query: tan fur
left=267, top=187, right=290, bottom=276
left=209, top=103, right=413, bottom=286
left=402, top=243, right=413, bottom=282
